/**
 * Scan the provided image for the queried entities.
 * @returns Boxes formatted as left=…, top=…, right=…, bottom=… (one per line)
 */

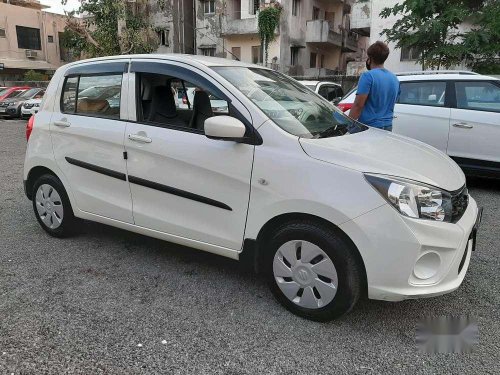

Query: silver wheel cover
left=273, top=240, right=338, bottom=309
left=35, top=184, right=64, bottom=230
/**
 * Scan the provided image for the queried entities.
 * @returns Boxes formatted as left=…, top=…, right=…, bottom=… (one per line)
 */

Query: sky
left=41, top=0, right=81, bottom=15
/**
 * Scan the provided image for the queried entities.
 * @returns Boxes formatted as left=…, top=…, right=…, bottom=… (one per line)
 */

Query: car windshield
left=19, top=88, right=39, bottom=98
left=213, top=67, right=367, bottom=138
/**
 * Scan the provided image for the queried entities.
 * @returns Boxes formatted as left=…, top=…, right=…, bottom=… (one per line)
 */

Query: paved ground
left=0, top=118, right=499, bottom=374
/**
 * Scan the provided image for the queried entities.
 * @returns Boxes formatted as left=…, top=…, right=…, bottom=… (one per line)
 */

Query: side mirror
left=204, top=115, right=246, bottom=142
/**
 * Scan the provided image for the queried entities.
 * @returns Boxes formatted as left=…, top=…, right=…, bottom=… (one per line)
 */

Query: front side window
left=214, top=67, right=367, bottom=138
left=399, top=81, right=446, bottom=107
left=16, top=26, right=41, bottom=50
left=61, top=74, right=122, bottom=118
left=135, top=72, right=230, bottom=133
left=455, top=81, right=500, bottom=113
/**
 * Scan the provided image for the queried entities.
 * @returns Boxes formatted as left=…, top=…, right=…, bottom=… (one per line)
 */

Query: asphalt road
left=0, top=119, right=499, bottom=374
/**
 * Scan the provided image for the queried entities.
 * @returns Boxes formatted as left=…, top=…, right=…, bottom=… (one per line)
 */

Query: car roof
left=398, top=73, right=498, bottom=81
left=62, top=54, right=265, bottom=70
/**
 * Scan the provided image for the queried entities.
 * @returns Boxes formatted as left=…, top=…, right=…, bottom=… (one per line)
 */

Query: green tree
left=258, top=2, right=282, bottom=66
left=61, top=0, right=160, bottom=58
left=380, top=0, right=499, bottom=70
left=24, top=70, right=47, bottom=81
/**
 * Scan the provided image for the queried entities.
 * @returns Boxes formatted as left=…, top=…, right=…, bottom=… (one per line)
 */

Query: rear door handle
left=128, top=133, right=152, bottom=143
left=453, top=122, right=473, bottom=129
left=53, top=120, right=71, bottom=128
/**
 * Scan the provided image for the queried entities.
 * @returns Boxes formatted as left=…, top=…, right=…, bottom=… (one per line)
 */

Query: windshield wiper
left=313, top=125, right=347, bottom=138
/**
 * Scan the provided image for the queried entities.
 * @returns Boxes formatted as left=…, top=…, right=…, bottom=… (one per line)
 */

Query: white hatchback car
left=338, top=71, right=500, bottom=178
left=21, top=98, right=43, bottom=117
left=24, top=55, right=481, bottom=321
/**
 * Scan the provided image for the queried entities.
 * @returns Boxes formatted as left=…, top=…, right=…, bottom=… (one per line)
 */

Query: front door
left=51, top=62, right=133, bottom=223
left=394, top=80, right=451, bottom=153
left=124, top=61, right=254, bottom=250
left=448, top=80, right=500, bottom=172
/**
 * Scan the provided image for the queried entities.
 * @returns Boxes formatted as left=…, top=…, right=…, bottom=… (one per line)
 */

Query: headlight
left=365, top=174, right=453, bottom=222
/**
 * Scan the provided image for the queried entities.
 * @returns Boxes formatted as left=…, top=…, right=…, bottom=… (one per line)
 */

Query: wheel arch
left=25, top=166, right=60, bottom=200
left=244, top=212, right=368, bottom=295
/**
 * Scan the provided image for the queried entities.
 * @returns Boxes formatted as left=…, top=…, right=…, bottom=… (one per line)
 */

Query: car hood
left=299, top=128, right=465, bottom=191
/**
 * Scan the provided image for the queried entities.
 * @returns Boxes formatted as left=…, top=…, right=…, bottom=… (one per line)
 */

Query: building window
left=310, top=52, right=317, bottom=68
left=292, top=0, right=300, bottom=17
left=203, top=0, right=216, bottom=15
left=400, top=46, right=421, bottom=61
left=291, top=47, right=299, bottom=66
left=0, top=28, right=6, bottom=38
left=16, top=26, right=41, bottom=50
left=200, top=47, right=216, bottom=56
left=312, top=7, right=320, bottom=20
left=320, top=54, right=325, bottom=68
left=157, top=29, right=170, bottom=46
left=252, top=45, right=263, bottom=64
left=231, top=46, right=241, bottom=60
left=249, top=0, right=260, bottom=15
left=48, top=35, right=54, bottom=43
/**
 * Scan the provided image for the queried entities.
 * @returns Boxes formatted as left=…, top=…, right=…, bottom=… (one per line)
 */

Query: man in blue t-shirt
left=349, top=41, right=400, bottom=131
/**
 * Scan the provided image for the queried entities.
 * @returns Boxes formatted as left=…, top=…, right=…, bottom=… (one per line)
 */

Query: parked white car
left=24, top=56, right=480, bottom=321
left=338, top=71, right=500, bottom=178
left=21, top=98, right=43, bottom=117
left=299, top=80, right=344, bottom=104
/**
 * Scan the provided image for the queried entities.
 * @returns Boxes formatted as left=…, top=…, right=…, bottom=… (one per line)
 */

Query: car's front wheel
left=264, top=220, right=363, bottom=321
left=32, top=174, right=78, bottom=237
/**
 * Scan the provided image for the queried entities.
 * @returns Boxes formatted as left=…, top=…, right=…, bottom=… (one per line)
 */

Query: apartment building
left=349, top=0, right=470, bottom=73
left=150, top=0, right=195, bottom=54
left=0, top=0, right=75, bottom=81
left=191, top=0, right=360, bottom=76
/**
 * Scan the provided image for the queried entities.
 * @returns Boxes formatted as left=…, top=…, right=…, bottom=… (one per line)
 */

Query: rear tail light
left=26, top=115, right=34, bottom=141
left=337, top=103, right=353, bottom=112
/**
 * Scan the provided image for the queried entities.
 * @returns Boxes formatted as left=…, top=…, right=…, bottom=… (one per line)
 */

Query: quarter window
left=455, top=81, right=500, bottom=113
left=61, top=74, right=122, bottom=119
left=399, top=81, right=446, bottom=107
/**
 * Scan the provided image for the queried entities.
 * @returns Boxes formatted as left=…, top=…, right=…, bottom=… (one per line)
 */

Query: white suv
left=24, top=55, right=480, bottom=321
left=338, top=71, right=500, bottom=178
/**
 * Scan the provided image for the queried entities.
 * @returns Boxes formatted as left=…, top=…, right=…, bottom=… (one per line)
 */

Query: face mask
left=366, top=58, right=371, bottom=71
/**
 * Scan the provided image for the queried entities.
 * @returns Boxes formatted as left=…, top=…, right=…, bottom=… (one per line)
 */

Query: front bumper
left=340, top=197, right=479, bottom=301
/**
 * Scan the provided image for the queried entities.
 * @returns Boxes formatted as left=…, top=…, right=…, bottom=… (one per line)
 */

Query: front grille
left=24, top=103, right=33, bottom=109
left=451, top=185, right=469, bottom=223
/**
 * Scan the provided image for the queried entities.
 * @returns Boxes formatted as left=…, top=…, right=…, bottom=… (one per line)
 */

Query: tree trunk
left=117, top=0, right=127, bottom=54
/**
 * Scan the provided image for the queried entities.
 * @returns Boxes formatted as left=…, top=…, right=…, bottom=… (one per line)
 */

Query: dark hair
left=367, top=41, right=390, bottom=65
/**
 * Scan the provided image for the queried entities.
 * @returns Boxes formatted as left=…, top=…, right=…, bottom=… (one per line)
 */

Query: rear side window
left=61, top=74, right=122, bottom=119
left=399, top=81, right=446, bottom=107
left=455, top=81, right=500, bottom=113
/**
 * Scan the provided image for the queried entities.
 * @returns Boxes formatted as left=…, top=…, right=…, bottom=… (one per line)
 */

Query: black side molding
left=65, top=157, right=127, bottom=181
left=128, top=175, right=232, bottom=211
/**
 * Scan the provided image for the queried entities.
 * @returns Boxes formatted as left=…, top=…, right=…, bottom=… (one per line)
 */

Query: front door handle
left=453, top=122, right=473, bottom=129
left=128, top=133, right=152, bottom=143
left=54, top=120, right=71, bottom=128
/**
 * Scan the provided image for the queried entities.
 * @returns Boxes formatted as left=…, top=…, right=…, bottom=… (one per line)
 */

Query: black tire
left=264, top=220, right=362, bottom=321
left=32, top=174, right=78, bottom=238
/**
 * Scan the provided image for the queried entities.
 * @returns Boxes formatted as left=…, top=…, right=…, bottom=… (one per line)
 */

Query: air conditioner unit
left=25, top=50, right=37, bottom=58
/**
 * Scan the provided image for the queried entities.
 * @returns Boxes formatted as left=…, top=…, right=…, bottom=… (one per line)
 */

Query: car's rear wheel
left=264, top=220, right=362, bottom=321
left=32, top=174, right=78, bottom=237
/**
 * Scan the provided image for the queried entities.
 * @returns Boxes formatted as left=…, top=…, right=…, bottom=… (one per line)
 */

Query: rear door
left=393, top=80, right=451, bottom=153
left=448, top=80, right=500, bottom=174
left=50, top=61, right=134, bottom=223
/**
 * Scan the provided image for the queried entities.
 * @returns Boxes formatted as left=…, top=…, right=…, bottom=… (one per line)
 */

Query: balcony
left=305, top=20, right=342, bottom=48
left=221, top=16, right=259, bottom=36
left=342, top=30, right=358, bottom=52
left=351, top=0, right=371, bottom=36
